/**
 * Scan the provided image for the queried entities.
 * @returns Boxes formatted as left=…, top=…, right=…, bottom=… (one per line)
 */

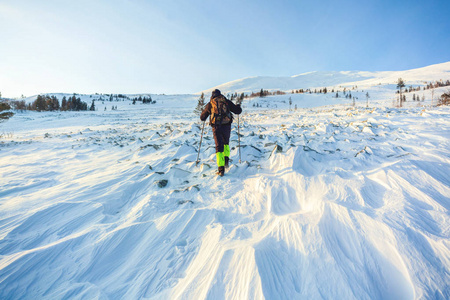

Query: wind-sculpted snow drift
left=0, top=94, right=449, bottom=299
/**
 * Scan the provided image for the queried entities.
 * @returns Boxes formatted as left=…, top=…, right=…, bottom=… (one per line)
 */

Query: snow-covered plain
left=1, top=72, right=450, bottom=299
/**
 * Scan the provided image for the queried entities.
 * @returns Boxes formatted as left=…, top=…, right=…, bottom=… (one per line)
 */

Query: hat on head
left=212, top=89, right=221, bottom=98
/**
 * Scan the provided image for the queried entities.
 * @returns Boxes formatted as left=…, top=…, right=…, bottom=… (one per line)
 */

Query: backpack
left=210, top=96, right=232, bottom=125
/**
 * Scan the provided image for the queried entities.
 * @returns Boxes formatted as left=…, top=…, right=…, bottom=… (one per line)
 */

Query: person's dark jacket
left=200, top=95, right=242, bottom=126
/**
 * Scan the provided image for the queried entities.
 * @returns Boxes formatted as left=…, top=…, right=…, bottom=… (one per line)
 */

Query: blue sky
left=1, top=0, right=449, bottom=97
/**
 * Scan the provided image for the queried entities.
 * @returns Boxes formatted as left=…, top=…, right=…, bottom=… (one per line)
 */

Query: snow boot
left=216, top=152, right=225, bottom=176
left=224, top=145, right=230, bottom=168
left=216, top=166, right=225, bottom=177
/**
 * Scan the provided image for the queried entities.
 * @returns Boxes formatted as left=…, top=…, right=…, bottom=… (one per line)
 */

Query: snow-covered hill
left=203, top=61, right=450, bottom=95
left=1, top=70, right=449, bottom=299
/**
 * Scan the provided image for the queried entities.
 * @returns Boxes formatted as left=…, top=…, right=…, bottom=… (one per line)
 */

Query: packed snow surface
left=1, top=87, right=450, bottom=299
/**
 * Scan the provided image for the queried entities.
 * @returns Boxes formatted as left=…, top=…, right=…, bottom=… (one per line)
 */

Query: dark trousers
left=212, top=124, right=231, bottom=153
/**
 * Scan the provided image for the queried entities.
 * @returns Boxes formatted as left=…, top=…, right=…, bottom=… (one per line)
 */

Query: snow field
left=0, top=95, right=449, bottom=299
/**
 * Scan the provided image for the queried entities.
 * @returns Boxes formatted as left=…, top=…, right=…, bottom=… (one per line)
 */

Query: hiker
left=200, top=89, right=242, bottom=176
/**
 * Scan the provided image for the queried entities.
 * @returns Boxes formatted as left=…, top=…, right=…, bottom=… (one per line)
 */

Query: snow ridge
left=203, top=61, right=450, bottom=95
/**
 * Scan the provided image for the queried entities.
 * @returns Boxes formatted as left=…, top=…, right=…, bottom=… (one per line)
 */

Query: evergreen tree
left=0, top=101, right=14, bottom=121
left=12, top=100, right=27, bottom=111
left=142, top=96, right=153, bottom=104
left=61, top=97, right=67, bottom=111
left=46, top=96, right=60, bottom=111
left=236, top=93, right=244, bottom=105
left=397, top=78, right=405, bottom=106
left=34, top=95, right=47, bottom=111
left=90, top=100, right=96, bottom=111
left=194, top=93, right=205, bottom=114
left=68, top=97, right=74, bottom=111
left=45, top=97, right=52, bottom=111
left=438, top=92, right=450, bottom=106
left=54, top=96, right=60, bottom=110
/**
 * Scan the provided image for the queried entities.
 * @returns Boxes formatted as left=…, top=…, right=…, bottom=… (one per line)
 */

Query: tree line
left=396, top=79, right=450, bottom=94
left=132, top=96, right=155, bottom=104
left=10, top=95, right=91, bottom=112
left=244, top=89, right=286, bottom=98
left=396, top=78, right=450, bottom=107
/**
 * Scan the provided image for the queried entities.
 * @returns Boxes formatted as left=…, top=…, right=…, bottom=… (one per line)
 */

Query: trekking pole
left=238, top=114, right=241, bottom=163
left=196, top=121, right=206, bottom=166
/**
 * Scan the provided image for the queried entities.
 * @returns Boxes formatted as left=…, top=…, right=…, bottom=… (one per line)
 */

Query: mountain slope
left=203, top=61, right=450, bottom=94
